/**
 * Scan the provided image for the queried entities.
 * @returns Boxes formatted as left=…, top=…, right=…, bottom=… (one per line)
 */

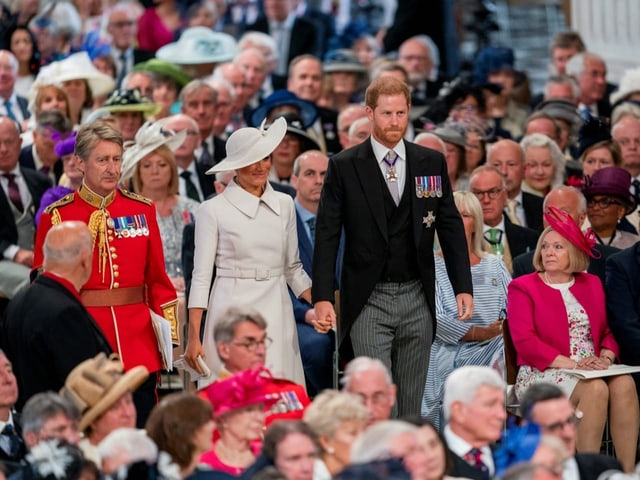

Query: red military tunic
left=34, top=183, right=179, bottom=373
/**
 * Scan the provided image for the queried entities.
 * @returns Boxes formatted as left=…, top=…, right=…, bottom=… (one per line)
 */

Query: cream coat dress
left=189, top=179, right=310, bottom=388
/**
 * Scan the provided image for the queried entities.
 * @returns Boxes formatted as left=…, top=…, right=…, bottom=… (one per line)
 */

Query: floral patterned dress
left=515, top=278, right=595, bottom=399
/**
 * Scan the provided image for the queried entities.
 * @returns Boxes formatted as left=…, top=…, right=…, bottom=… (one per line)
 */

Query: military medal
left=383, top=151, right=398, bottom=183
left=415, top=176, right=424, bottom=198
left=423, top=211, right=436, bottom=228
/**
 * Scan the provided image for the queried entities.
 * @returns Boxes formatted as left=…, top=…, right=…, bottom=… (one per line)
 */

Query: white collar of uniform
left=370, top=136, right=406, bottom=165
left=0, top=411, right=15, bottom=432
left=223, top=178, right=281, bottom=218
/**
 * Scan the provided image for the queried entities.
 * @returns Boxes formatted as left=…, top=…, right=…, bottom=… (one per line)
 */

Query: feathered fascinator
left=543, top=205, right=600, bottom=258
left=494, top=421, right=542, bottom=478
left=120, top=119, right=187, bottom=183
left=202, top=368, right=278, bottom=417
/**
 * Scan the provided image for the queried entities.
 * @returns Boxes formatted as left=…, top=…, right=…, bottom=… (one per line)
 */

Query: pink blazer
left=507, top=272, right=618, bottom=371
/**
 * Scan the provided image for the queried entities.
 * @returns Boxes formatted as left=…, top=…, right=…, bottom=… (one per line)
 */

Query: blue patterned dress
left=421, top=254, right=510, bottom=429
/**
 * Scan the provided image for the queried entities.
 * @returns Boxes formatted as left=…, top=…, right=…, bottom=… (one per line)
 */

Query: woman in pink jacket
left=507, top=206, right=638, bottom=472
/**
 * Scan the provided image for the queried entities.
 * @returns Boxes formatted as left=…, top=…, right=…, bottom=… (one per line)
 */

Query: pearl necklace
left=544, top=272, right=572, bottom=285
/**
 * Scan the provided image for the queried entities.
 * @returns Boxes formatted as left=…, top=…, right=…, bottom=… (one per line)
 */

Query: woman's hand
left=576, top=356, right=609, bottom=371
left=184, top=337, right=205, bottom=373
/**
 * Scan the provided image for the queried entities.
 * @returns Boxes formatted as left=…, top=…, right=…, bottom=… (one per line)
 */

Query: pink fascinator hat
left=203, top=368, right=278, bottom=417
left=543, top=205, right=601, bottom=259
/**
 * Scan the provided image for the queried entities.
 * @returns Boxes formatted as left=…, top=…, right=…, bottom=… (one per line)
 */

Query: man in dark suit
left=443, top=366, right=506, bottom=480
left=107, top=4, right=154, bottom=89
left=288, top=150, right=334, bottom=395
left=470, top=166, right=539, bottom=275
left=566, top=52, right=613, bottom=120
left=487, top=139, right=544, bottom=232
left=312, top=77, right=473, bottom=417
left=246, top=0, right=321, bottom=77
left=520, top=383, right=622, bottom=479
left=605, top=241, right=640, bottom=369
left=0, top=117, right=50, bottom=301
left=512, top=186, right=618, bottom=283
left=397, top=36, right=445, bottom=106
left=0, top=50, right=29, bottom=125
left=2, top=221, right=112, bottom=411
left=287, top=55, right=342, bottom=156
left=19, top=110, right=71, bottom=185
left=292, top=0, right=335, bottom=58
left=0, top=350, right=25, bottom=473
left=180, top=81, right=227, bottom=170
left=164, top=114, right=215, bottom=202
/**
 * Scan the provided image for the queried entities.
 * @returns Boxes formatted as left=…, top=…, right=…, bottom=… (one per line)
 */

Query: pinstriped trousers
left=350, top=279, right=433, bottom=417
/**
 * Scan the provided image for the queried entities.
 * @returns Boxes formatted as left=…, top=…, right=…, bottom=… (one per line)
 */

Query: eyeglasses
left=541, top=411, right=583, bottom=433
left=586, top=197, right=623, bottom=209
left=110, top=20, right=135, bottom=28
left=357, top=391, right=391, bottom=406
left=472, top=187, right=503, bottom=200
left=231, top=336, right=273, bottom=352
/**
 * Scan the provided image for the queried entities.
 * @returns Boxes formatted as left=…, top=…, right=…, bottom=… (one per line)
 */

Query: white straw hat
left=120, top=118, right=187, bottom=183
left=206, top=117, right=287, bottom=174
left=30, top=52, right=115, bottom=100
left=156, top=27, right=238, bottom=65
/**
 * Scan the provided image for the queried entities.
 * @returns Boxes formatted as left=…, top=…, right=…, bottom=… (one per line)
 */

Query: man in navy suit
left=289, top=150, right=335, bottom=395
left=520, top=383, right=622, bottom=480
left=0, top=50, right=29, bottom=125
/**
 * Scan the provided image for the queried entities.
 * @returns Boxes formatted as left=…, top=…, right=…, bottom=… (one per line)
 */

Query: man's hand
left=313, top=300, right=335, bottom=334
left=13, top=248, right=34, bottom=267
left=456, top=293, right=474, bottom=320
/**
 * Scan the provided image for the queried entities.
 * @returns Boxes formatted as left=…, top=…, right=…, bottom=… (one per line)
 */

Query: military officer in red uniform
left=33, top=121, right=178, bottom=425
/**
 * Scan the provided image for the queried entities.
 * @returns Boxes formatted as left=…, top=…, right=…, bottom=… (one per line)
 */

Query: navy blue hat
left=473, top=47, right=515, bottom=85
left=578, top=116, right=611, bottom=158
left=250, top=90, right=318, bottom=129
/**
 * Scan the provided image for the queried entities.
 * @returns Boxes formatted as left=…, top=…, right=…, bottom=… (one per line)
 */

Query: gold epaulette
left=43, top=193, right=75, bottom=214
left=120, top=189, right=153, bottom=205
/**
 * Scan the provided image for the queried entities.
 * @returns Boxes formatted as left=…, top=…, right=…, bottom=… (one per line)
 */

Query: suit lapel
left=352, top=142, right=388, bottom=239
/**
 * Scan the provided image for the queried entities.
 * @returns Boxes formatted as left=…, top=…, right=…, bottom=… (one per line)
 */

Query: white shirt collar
left=483, top=217, right=506, bottom=235
left=370, top=136, right=406, bottom=164
left=443, top=426, right=494, bottom=475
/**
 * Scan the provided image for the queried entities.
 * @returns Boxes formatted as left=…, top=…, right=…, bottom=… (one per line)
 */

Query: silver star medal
left=423, top=211, right=435, bottom=228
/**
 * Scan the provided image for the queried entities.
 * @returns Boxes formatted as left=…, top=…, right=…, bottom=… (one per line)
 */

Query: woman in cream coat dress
left=185, top=118, right=311, bottom=387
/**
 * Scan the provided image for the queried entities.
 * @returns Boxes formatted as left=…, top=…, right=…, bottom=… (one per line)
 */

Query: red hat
left=543, top=205, right=600, bottom=259
left=203, top=368, right=279, bottom=417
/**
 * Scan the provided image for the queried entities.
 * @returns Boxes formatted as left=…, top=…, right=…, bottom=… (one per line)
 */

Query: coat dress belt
left=216, top=267, right=284, bottom=281
left=80, top=286, right=145, bottom=307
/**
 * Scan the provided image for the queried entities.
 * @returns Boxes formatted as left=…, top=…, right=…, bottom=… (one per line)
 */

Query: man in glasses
left=469, top=165, right=538, bottom=274
left=212, top=306, right=310, bottom=423
left=520, top=382, right=621, bottom=480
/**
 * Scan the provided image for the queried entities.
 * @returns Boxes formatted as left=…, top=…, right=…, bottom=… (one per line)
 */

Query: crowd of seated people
left=2, top=1, right=640, bottom=479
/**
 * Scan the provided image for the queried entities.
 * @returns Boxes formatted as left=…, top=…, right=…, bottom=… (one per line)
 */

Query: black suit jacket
left=0, top=413, right=26, bottom=475
left=448, top=450, right=489, bottom=480
left=16, top=95, right=29, bottom=121
left=575, top=453, right=621, bottom=480
left=504, top=217, right=539, bottom=258
left=246, top=16, right=321, bottom=67
left=194, top=162, right=215, bottom=201
left=317, top=107, right=342, bottom=156
left=521, top=192, right=543, bottom=232
left=605, top=241, right=640, bottom=365
left=18, top=145, right=63, bottom=184
left=312, top=139, right=472, bottom=347
left=513, top=243, right=619, bottom=285
left=1, top=274, right=112, bottom=410
left=0, top=167, right=50, bottom=254
left=299, top=7, right=335, bottom=56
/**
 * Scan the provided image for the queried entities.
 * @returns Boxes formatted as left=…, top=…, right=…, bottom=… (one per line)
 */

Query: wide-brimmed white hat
left=610, top=67, right=640, bottom=106
left=30, top=52, right=115, bottom=100
left=156, top=27, right=238, bottom=65
left=206, top=117, right=287, bottom=174
left=120, top=118, right=187, bottom=182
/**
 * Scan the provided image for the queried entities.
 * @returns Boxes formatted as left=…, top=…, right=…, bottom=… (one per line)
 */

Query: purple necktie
left=2, top=173, right=24, bottom=212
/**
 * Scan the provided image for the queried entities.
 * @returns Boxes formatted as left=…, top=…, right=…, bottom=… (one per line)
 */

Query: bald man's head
left=43, top=221, right=93, bottom=288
